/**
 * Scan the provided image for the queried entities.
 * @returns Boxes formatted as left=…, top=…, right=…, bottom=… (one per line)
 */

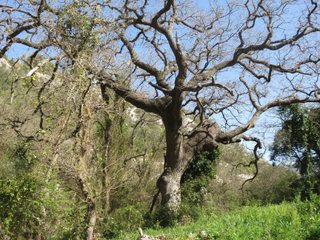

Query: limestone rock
left=138, top=228, right=166, bottom=240
left=0, top=58, right=11, bottom=71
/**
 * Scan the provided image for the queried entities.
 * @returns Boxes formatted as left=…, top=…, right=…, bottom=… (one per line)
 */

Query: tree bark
left=158, top=102, right=219, bottom=214
left=100, top=84, right=114, bottom=213
left=157, top=99, right=186, bottom=214
left=86, top=202, right=97, bottom=240
left=157, top=168, right=183, bottom=214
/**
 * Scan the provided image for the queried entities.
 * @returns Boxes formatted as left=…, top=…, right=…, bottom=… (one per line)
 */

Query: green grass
left=111, top=200, right=320, bottom=240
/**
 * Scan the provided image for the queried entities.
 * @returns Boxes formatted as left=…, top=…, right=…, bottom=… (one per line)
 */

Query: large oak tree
left=1, top=0, right=320, bottom=216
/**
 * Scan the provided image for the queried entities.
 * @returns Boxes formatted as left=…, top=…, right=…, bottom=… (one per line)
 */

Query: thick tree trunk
left=158, top=110, right=219, bottom=215
left=157, top=168, right=184, bottom=213
left=157, top=101, right=187, bottom=214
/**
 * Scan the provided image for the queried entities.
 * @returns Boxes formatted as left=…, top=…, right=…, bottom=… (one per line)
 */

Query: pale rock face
left=127, top=106, right=139, bottom=122
left=218, top=162, right=230, bottom=168
left=35, top=72, right=50, bottom=80
left=237, top=173, right=252, bottom=180
left=182, top=115, right=196, bottom=132
left=126, top=106, right=163, bottom=125
left=0, top=58, right=54, bottom=82
left=215, top=176, right=224, bottom=184
left=0, top=58, right=11, bottom=71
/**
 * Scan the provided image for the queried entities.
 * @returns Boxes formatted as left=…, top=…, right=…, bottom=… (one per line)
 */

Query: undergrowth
left=110, top=196, right=320, bottom=240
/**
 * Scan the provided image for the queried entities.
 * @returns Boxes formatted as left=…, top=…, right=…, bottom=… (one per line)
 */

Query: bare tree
left=1, top=0, right=319, bottom=217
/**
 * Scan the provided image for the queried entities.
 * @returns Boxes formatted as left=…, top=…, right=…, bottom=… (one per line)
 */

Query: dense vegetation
left=271, top=105, right=320, bottom=200
left=113, top=198, right=320, bottom=240
left=1, top=61, right=319, bottom=239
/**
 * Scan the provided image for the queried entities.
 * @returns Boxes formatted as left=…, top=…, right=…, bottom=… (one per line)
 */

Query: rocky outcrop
left=138, top=228, right=166, bottom=240
left=0, top=58, right=11, bottom=71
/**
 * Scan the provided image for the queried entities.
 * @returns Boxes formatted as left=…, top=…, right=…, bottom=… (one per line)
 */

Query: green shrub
left=102, top=204, right=144, bottom=238
left=181, top=151, right=218, bottom=207
left=0, top=177, right=44, bottom=238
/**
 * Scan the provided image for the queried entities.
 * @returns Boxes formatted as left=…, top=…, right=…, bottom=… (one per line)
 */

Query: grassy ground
left=111, top=199, right=320, bottom=240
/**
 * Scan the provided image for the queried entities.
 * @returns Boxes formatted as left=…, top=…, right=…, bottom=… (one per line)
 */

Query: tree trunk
left=100, top=84, right=116, bottom=213
left=157, top=167, right=184, bottom=214
left=300, top=149, right=313, bottom=201
left=157, top=102, right=187, bottom=215
left=104, top=185, right=112, bottom=212
left=158, top=110, right=219, bottom=216
left=86, top=202, right=97, bottom=240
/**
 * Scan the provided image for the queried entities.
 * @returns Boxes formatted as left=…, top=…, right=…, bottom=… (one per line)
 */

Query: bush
left=0, top=177, right=44, bottom=238
left=102, top=204, right=145, bottom=238
left=181, top=151, right=217, bottom=206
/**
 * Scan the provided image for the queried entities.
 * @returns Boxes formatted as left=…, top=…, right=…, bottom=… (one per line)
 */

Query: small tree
left=1, top=0, right=319, bottom=218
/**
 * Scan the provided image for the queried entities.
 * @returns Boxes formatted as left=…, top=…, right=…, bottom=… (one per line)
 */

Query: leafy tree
left=1, top=0, right=320, bottom=219
left=271, top=104, right=320, bottom=200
